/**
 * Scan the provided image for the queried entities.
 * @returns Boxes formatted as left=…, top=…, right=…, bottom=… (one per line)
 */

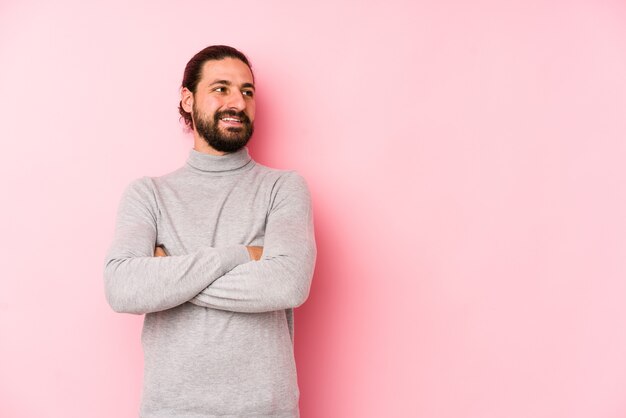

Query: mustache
left=214, top=110, right=251, bottom=124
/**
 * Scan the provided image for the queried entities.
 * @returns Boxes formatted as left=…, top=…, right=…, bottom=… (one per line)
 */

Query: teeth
left=222, top=117, right=240, bottom=122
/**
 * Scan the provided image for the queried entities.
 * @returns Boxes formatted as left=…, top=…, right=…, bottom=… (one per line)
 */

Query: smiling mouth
left=220, top=117, right=242, bottom=123
left=214, top=111, right=250, bottom=131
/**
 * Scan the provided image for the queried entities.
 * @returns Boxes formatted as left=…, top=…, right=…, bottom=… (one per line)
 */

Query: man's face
left=189, top=58, right=256, bottom=153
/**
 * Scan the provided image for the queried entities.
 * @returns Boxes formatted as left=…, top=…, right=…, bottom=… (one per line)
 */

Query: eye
left=213, top=86, right=227, bottom=93
left=242, top=90, right=254, bottom=97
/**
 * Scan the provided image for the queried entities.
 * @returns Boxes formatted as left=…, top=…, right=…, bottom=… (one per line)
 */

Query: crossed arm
left=156, top=245, right=263, bottom=261
left=104, top=173, right=316, bottom=315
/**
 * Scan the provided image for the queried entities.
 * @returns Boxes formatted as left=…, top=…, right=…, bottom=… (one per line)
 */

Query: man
left=104, top=45, right=316, bottom=418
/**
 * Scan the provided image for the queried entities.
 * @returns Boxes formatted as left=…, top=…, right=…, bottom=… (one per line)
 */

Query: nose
left=226, top=90, right=247, bottom=111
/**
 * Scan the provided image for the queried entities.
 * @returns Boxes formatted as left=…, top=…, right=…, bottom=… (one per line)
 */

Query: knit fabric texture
left=104, top=147, right=316, bottom=417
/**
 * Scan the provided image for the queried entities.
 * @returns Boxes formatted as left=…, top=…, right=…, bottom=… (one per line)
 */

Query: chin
left=223, top=127, right=244, bottom=135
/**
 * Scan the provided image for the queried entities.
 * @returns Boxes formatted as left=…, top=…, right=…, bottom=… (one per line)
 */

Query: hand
left=246, top=246, right=263, bottom=261
left=154, top=246, right=167, bottom=257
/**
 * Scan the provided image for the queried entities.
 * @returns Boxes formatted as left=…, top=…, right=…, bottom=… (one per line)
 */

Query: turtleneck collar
left=186, top=147, right=254, bottom=175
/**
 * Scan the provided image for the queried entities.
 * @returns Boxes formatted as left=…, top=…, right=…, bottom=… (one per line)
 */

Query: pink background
left=1, top=1, right=626, bottom=417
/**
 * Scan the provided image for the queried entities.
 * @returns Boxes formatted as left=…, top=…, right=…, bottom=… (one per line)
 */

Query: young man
left=104, top=45, right=316, bottom=418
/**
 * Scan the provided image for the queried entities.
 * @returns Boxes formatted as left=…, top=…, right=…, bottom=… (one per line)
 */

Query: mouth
left=220, top=117, right=242, bottom=127
left=218, top=112, right=247, bottom=128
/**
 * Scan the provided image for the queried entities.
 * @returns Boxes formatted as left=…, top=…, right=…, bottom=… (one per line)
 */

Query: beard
left=193, top=104, right=254, bottom=153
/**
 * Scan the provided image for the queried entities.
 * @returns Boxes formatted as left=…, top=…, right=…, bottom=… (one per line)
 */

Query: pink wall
left=1, top=1, right=626, bottom=417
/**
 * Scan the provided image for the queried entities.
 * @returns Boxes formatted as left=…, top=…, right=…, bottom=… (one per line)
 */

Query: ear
left=181, top=87, right=194, bottom=113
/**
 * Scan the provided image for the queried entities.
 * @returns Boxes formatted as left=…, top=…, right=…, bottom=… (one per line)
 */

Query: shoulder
left=277, top=170, right=310, bottom=194
left=119, top=176, right=158, bottom=209
left=252, top=162, right=310, bottom=189
left=123, top=176, right=155, bottom=195
left=262, top=169, right=312, bottom=209
left=150, top=166, right=187, bottom=185
left=126, top=164, right=188, bottom=191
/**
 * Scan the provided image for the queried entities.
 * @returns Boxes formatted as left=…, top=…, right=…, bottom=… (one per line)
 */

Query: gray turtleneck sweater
left=104, top=147, right=316, bottom=418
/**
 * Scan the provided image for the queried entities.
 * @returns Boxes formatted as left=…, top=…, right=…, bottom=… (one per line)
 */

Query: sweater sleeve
left=189, top=172, right=317, bottom=313
left=103, top=178, right=250, bottom=315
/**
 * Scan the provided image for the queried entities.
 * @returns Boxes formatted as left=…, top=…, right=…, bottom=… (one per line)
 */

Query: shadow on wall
left=293, top=197, right=346, bottom=416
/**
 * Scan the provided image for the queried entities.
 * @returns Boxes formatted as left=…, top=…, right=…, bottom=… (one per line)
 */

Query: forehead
left=198, top=58, right=254, bottom=85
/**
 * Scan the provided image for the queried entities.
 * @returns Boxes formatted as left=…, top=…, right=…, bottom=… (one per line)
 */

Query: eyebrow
left=209, top=80, right=255, bottom=90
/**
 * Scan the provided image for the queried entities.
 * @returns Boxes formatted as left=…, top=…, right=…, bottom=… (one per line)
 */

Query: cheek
left=200, top=97, right=222, bottom=113
left=247, top=103, right=256, bottom=120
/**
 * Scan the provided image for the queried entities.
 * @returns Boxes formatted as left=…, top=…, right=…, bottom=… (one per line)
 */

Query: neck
left=186, top=146, right=252, bottom=175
